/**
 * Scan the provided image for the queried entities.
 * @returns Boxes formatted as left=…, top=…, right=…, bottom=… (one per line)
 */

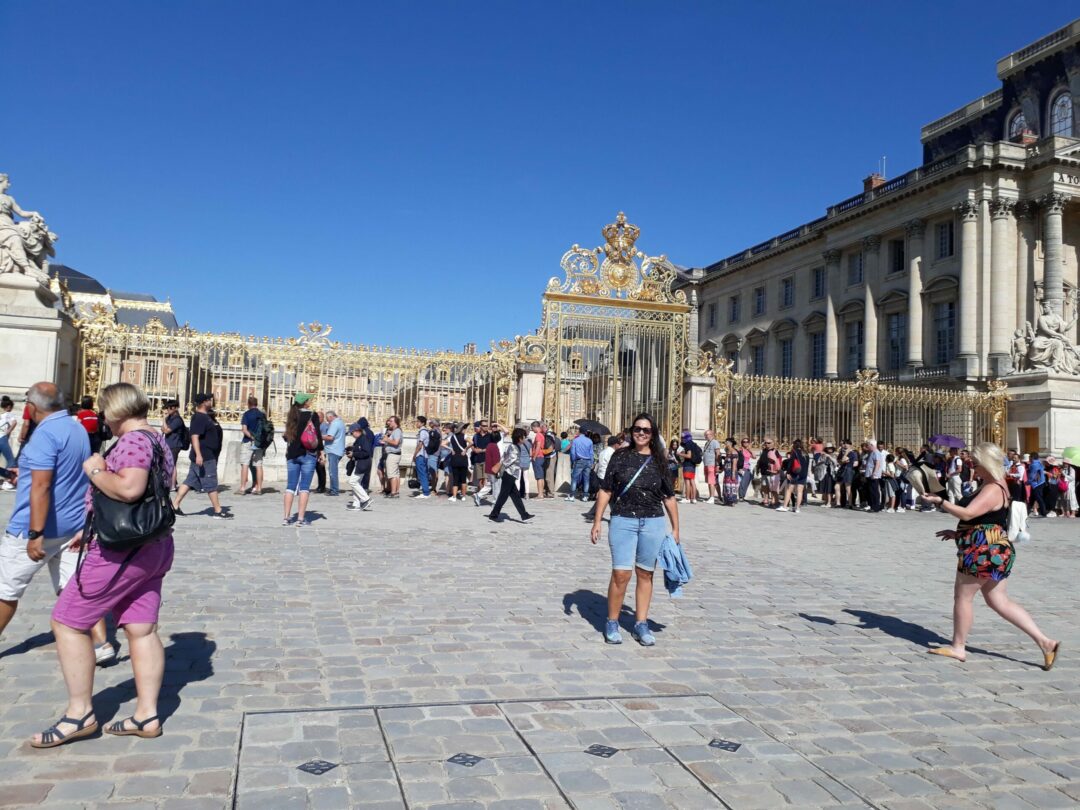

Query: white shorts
left=384, top=453, right=402, bottom=479
left=239, top=444, right=264, bottom=467
left=0, top=532, right=78, bottom=602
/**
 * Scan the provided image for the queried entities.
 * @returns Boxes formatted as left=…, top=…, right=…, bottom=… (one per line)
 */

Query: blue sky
left=5, top=1, right=1075, bottom=349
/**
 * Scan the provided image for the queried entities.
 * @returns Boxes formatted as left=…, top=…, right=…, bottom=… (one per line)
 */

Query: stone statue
left=1013, top=297, right=1080, bottom=376
left=0, top=173, right=57, bottom=284
left=1011, top=328, right=1029, bottom=373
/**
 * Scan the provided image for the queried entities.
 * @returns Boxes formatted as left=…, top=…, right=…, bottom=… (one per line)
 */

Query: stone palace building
left=687, top=17, right=1080, bottom=455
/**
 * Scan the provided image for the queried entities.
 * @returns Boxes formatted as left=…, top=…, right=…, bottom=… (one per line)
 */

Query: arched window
left=1008, top=111, right=1029, bottom=141
left=1050, top=92, right=1074, bottom=137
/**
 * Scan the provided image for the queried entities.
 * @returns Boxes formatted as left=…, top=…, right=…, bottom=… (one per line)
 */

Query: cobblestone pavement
left=1, top=488, right=1078, bottom=809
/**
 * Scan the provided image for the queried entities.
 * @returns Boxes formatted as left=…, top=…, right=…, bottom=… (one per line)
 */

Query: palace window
left=439, top=393, right=449, bottom=413
left=728, top=294, right=741, bottom=323
left=810, top=332, right=826, bottom=378
left=847, top=252, right=863, bottom=286
left=707, top=302, right=716, bottom=329
left=936, top=221, right=954, bottom=259
left=753, top=286, right=765, bottom=316
left=780, top=277, right=795, bottom=309
left=143, top=359, right=159, bottom=389
left=228, top=381, right=242, bottom=402
left=889, top=239, right=905, bottom=274
left=726, top=350, right=739, bottom=372
left=752, top=343, right=766, bottom=374
left=1008, top=110, right=1029, bottom=142
left=934, top=301, right=957, bottom=365
left=780, top=338, right=793, bottom=378
left=844, top=320, right=863, bottom=376
left=1050, top=92, right=1074, bottom=137
left=811, top=266, right=826, bottom=300
left=887, top=311, right=907, bottom=371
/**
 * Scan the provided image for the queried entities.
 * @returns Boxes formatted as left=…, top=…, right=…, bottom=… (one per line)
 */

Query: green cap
left=294, top=392, right=313, bottom=406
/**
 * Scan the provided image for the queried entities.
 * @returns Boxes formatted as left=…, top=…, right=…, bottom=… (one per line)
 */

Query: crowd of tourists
left=0, top=379, right=1067, bottom=750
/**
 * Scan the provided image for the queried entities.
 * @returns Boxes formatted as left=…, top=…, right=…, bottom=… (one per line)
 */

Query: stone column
left=823, top=249, right=841, bottom=378
left=687, top=289, right=701, bottom=370
left=989, top=197, right=1016, bottom=375
left=1041, top=192, right=1068, bottom=317
left=862, top=235, right=880, bottom=370
left=904, top=219, right=925, bottom=368
left=955, top=200, right=980, bottom=375
left=1015, top=201, right=1036, bottom=328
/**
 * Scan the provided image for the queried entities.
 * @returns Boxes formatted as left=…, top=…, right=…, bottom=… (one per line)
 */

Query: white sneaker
left=414, top=494, right=430, bottom=499
left=793, top=508, right=800, bottom=514
left=886, top=508, right=894, bottom=513
left=776, top=506, right=789, bottom=512
left=705, top=497, right=715, bottom=504
left=1047, top=513, right=1056, bottom=518
left=896, top=507, right=905, bottom=513
left=95, top=642, right=117, bottom=666
left=822, top=503, right=831, bottom=509
left=0, top=481, right=14, bottom=491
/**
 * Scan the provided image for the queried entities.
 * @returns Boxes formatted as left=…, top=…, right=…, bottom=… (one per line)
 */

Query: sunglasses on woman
left=632, top=426, right=652, bottom=435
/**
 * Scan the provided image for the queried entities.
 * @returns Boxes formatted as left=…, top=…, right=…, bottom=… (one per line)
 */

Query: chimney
left=863, top=173, right=886, bottom=193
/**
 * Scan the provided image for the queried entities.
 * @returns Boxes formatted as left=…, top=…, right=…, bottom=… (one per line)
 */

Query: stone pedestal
left=1005, top=371, right=1080, bottom=455
left=516, top=363, right=546, bottom=423
left=0, top=275, right=79, bottom=402
left=683, top=375, right=714, bottom=437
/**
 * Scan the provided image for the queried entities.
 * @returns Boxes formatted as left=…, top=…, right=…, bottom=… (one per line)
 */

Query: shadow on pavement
left=92, top=631, right=216, bottom=726
left=562, top=589, right=667, bottom=634
left=838, top=609, right=1040, bottom=667
left=0, top=630, right=55, bottom=661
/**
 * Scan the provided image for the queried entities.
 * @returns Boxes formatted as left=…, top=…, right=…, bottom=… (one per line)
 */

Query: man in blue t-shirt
left=0, top=382, right=90, bottom=639
left=321, top=410, right=346, bottom=496
left=240, top=396, right=266, bottom=496
left=567, top=429, right=595, bottom=502
left=1028, top=453, right=1047, bottom=516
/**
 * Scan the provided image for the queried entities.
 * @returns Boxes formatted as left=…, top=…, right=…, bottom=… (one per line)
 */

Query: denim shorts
left=532, top=458, right=545, bottom=478
left=608, top=515, right=667, bottom=572
left=287, top=453, right=317, bottom=492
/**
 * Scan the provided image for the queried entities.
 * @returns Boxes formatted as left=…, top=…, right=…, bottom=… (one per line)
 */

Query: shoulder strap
left=618, top=456, right=652, bottom=499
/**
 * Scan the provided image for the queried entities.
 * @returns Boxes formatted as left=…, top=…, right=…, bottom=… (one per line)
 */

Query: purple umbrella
left=929, top=434, right=965, bottom=449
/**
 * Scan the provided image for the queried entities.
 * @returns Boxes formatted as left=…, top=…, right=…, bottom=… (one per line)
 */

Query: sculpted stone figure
left=1018, top=299, right=1080, bottom=375
left=0, top=173, right=57, bottom=284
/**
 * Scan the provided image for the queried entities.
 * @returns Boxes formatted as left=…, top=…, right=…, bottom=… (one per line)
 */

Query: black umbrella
left=574, top=418, right=611, bottom=436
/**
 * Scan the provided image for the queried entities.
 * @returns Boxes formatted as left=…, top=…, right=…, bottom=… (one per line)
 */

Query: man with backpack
left=677, top=430, right=702, bottom=504
left=345, top=419, right=374, bottom=512
left=161, top=399, right=188, bottom=491
left=412, top=415, right=432, bottom=498
left=173, top=393, right=231, bottom=519
left=240, top=396, right=267, bottom=496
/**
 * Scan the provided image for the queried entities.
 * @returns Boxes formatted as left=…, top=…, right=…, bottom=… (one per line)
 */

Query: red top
left=485, top=441, right=502, bottom=474
left=76, top=409, right=99, bottom=435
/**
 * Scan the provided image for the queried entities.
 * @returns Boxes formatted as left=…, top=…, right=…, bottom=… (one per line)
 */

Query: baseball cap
left=193, top=393, right=213, bottom=405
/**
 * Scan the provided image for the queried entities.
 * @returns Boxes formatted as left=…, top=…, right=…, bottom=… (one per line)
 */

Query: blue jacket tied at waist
left=658, top=535, right=692, bottom=597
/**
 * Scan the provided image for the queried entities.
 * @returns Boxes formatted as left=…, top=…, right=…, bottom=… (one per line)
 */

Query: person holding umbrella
left=919, top=442, right=1060, bottom=670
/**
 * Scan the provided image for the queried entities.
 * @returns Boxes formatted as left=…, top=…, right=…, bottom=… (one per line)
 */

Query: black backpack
left=426, top=429, right=442, bottom=455
left=257, top=418, right=275, bottom=450
left=177, top=421, right=191, bottom=451
left=688, top=441, right=702, bottom=465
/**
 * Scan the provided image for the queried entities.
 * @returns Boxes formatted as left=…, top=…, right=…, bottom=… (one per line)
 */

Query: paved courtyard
left=1, top=487, right=1078, bottom=810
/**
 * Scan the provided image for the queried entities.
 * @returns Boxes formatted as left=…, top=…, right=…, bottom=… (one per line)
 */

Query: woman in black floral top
left=591, top=412, right=679, bottom=647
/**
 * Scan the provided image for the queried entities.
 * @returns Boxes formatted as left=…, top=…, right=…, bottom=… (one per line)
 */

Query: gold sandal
left=1043, top=642, right=1061, bottom=672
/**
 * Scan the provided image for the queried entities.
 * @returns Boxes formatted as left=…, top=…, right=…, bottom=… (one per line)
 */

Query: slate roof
left=51, top=264, right=107, bottom=295
left=113, top=307, right=179, bottom=330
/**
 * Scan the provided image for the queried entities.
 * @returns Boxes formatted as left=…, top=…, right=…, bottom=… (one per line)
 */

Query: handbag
left=77, top=430, right=175, bottom=598
left=89, top=430, right=175, bottom=552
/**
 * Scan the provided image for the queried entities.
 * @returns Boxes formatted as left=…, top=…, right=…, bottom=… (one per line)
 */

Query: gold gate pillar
left=988, top=378, right=1008, bottom=447
left=855, top=369, right=880, bottom=442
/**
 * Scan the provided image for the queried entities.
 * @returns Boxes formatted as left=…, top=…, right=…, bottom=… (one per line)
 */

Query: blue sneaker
left=604, top=620, right=622, bottom=644
left=632, top=621, right=656, bottom=646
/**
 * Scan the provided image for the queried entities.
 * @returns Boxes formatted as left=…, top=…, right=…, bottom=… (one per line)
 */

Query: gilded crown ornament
left=547, top=212, right=687, bottom=305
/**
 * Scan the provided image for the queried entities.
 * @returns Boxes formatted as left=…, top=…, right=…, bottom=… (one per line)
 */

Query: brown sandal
left=30, top=710, right=98, bottom=749
left=105, top=715, right=162, bottom=738
left=928, top=647, right=966, bottom=663
left=1043, top=642, right=1061, bottom=672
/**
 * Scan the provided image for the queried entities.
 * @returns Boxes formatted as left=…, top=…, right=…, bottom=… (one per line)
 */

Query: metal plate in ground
left=234, top=694, right=855, bottom=809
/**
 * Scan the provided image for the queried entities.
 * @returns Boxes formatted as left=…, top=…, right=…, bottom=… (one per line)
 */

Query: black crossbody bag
left=77, top=430, right=175, bottom=596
